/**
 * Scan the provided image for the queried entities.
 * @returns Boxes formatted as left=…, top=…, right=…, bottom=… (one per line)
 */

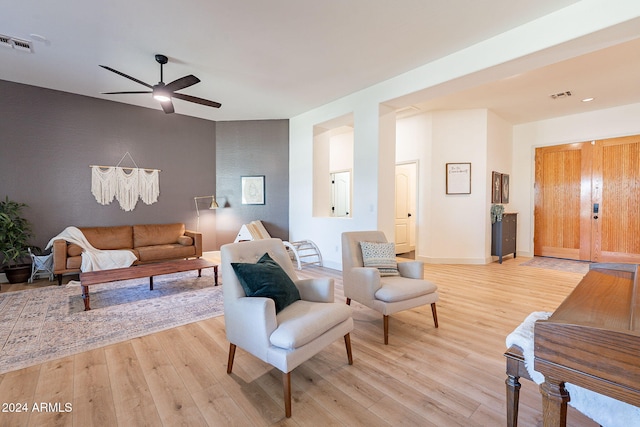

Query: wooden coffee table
left=79, top=258, right=218, bottom=311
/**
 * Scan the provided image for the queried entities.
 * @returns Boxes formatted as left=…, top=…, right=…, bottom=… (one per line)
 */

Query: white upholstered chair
left=221, top=238, right=354, bottom=418
left=341, top=231, right=439, bottom=345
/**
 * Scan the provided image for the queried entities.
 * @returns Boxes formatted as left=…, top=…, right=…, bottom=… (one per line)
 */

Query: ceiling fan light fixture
left=153, top=94, right=171, bottom=103
left=152, top=87, right=171, bottom=103
left=100, top=54, right=221, bottom=113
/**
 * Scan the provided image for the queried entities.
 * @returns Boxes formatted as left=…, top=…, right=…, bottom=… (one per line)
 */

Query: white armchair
left=341, top=231, right=439, bottom=345
left=221, top=238, right=354, bottom=418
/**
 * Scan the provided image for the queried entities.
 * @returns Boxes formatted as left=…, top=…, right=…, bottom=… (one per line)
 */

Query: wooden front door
left=592, top=135, right=640, bottom=262
left=534, top=135, right=640, bottom=262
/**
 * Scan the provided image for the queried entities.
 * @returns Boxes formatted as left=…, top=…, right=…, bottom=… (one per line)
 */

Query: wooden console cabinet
left=492, top=212, right=517, bottom=263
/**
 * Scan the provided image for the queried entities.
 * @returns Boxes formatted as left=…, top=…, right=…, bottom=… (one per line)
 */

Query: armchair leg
left=226, top=343, right=236, bottom=374
left=431, top=303, right=439, bottom=328
left=346, top=298, right=351, bottom=305
left=383, top=315, right=389, bottom=345
left=283, top=371, right=292, bottom=418
left=344, top=333, right=353, bottom=365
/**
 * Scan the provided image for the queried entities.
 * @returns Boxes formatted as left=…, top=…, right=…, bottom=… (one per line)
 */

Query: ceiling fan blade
left=172, top=92, right=222, bottom=108
left=164, top=75, right=200, bottom=92
left=160, top=100, right=175, bottom=114
left=102, top=91, right=152, bottom=95
left=99, top=65, right=153, bottom=89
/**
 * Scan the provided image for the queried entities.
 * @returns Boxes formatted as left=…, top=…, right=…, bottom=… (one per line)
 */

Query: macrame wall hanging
left=90, top=152, right=160, bottom=212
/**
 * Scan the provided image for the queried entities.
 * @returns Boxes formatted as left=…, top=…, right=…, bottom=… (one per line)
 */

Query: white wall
left=426, top=110, right=489, bottom=263
left=512, top=102, right=640, bottom=258
left=329, top=132, right=354, bottom=172
left=486, top=111, right=513, bottom=259
left=289, top=1, right=640, bottom=270
left=396, top=114, right=431, bottom=163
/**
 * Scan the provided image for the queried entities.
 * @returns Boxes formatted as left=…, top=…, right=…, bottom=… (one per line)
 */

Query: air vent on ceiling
left=0, top=34, right=12, bottom=48
left=12, top=38, right=33, bottom=52
left=550, top=91, right=572, bottom=100
left=0, top=34, right=34, bottom=52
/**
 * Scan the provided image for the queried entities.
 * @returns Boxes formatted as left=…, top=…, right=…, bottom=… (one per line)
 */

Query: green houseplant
left=0, top=196, right=35, bottom=283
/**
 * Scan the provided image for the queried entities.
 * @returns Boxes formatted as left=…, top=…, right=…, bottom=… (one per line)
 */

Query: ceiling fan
left=99, top=54, right=221, bottom=114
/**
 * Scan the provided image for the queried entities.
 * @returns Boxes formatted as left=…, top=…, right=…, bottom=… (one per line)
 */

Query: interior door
left=534, top=135, right=640, bottom=262
left=331, top=171, right=351, bottom=217
left=395, top=162, right=417, bottom=254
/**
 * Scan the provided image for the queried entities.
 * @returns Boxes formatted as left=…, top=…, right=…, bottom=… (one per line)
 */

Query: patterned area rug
left=0, top=269, right=222, bottom=374
left=520, top=256, right=590, bottom=274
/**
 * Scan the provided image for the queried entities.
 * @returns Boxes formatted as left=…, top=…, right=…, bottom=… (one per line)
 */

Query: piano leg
left=505, top=345, right=531, bottom=427
left=505, top=373, right=521, bottom=427
left=540, top=378, right=569, bottom=427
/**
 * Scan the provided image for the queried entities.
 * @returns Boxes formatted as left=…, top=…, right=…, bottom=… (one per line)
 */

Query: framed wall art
left=446, top=162, right=471, bottom=194
left=241, top=175, right=265, bottom=205
left=501, top=174, right=510, bottom=204
left=491, top=171, right=502, bottom=203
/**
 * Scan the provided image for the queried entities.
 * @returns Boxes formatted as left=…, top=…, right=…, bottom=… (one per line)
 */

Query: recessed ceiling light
left=582, top=97, right=595, bottom=102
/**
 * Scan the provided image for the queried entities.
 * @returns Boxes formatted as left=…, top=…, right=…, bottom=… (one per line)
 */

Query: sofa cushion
left=66, top=256, right=82, bottom=270
left=133, top=223, right=185, bottom=248
left=177, top=235, right=193, bottom=246
left=80, top=225, right=134, bottom=250
left=360, top=241, right=399, bottom=276
left=270, top=300, right=352, bottom=349
left=136, top=244, right=195, bottom=262
left=67, top=244, right=83, bottom=257
left=231, top=252, right=301, bottom=313
left=375, top=276, right=438, bottom=302
left=67, top=249, right=139, bottom=270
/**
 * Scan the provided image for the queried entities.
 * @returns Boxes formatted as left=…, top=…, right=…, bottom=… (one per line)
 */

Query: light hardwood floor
left=0, top=257, right=599, bottom=426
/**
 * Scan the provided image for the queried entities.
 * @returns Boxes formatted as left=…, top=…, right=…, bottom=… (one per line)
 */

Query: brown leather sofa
left=52, top=223, right=202, bottom=285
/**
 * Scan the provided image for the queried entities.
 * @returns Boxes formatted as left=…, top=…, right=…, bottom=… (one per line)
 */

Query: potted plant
left=0, top=196, right=35, bottom=284
left=490, top=203, right=505, bottom=224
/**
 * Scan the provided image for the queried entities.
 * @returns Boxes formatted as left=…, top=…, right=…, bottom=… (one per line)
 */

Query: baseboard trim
left=322, top=260, right=341, bottom=271
left=417, top=256, right=490, bottom=265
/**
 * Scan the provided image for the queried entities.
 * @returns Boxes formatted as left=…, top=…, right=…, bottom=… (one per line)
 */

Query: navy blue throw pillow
left=231, top=252, right=301, bottom=313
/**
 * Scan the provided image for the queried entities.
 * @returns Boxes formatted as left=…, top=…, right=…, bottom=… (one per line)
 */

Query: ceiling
left=389, top=35, right=640, bottom=124
left=1, top=1, right=638, bottom=123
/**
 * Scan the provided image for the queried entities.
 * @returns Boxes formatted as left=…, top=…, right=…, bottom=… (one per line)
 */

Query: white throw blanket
left=46, top=226, right=137, bottom=272
left=506, top=311, right=640, bottom=427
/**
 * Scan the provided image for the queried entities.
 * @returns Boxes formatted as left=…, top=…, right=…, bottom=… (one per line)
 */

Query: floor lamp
left=194, top=195, right=219, bottom=231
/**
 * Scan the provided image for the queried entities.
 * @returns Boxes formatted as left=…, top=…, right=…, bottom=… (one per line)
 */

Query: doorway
left=534, top=134, right=640, bottom=263
left=395, top=162, right=418, bottom=257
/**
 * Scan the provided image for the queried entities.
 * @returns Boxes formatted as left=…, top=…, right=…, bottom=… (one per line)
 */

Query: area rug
left=520, top=256, right=590, bottom=274
left=0, top=269, right=222, bottom=374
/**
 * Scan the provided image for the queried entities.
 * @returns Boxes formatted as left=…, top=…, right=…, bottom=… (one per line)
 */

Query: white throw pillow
left=360, top=241, right=399, bottom=276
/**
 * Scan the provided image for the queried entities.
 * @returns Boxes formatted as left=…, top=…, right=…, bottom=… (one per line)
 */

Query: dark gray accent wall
left=215, top=120, right=289, bottom=246
left=0, top=80, right=289, bottom=254
left=0, top=80, right=219, bottom=250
